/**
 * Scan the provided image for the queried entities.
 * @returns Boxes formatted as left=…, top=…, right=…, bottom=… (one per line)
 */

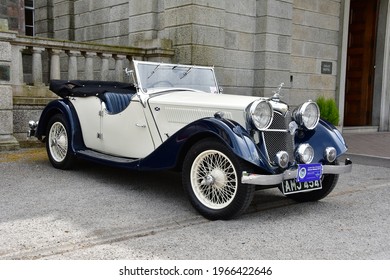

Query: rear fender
left=139, top=117, right=269, bottom=171
left=36, top=99, right=85, bottom=151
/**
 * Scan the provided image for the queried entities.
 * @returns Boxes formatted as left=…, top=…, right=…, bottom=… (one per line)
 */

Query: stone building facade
left=1, top=0, right=390, bottom=145
left=34, top=0, right=341, bottom=102
left=0, top=0, right=25, bottom=33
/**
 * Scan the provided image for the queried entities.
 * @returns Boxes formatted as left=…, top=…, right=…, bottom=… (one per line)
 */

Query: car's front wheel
left=46, top=114, right=75, bottom=169
left=182, top=138, right=255, bottom=220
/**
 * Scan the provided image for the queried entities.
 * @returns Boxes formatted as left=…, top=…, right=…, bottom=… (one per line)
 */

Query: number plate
left=282, top=163, right=323, bottom=195
left=282, top=179, right=322, bottom=195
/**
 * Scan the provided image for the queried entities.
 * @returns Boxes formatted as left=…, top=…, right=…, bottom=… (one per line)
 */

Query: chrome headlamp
left=247, top=100, right=273, bottom=131
left=296, top=143, right=314, bottom=163
left=275, top=151, right=289, bottom=168
left=324, top=147, right=337, bottom=163
left=293, top=101, right=320, bottom=130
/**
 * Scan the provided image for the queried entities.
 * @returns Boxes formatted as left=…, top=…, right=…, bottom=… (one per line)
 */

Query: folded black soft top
left=49, top=80, right=137, bottom=98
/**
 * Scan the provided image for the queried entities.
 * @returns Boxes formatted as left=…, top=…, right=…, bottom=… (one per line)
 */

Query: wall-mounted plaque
left=0, top=65, right=10, bottom=81
left=321, top=61, right=333, bottom=75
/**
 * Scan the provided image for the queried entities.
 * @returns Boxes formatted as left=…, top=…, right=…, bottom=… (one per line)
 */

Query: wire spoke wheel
left=182, top=138, right=255, bottom=220
left=191, top=150, right=238, bottom=209
left=46, top=114, right=75, bottom=169
left=48, top=121, right=68, bottom=163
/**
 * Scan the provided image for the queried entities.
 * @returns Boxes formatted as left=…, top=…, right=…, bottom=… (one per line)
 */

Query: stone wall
left=254, top=0, right=293, bottom=97
left=156, top=1, right=259, bottom=96
left=0, top=0, right=24, bottom=34
left=0, top=31, right=19, bottom=150
left=73, top=0, right=130, bottom=45
left=290, top=0, right=341, bottom=105
left=34, top=0, right=54, bottom=38
left=35, top=0, right=342, bottom=104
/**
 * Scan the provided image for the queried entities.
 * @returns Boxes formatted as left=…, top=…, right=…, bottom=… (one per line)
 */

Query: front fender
left=139, top=117, right=268, bottom=171
left=296, top=119, right=348, bottom=163
left=36, top=99, right=85, bottom=152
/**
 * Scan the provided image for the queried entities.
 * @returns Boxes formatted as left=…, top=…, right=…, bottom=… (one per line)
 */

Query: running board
left=77, top=149, right=139, bottom=165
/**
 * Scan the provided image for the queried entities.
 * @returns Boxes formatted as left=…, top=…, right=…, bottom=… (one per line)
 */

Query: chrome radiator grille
left=262, top=111, right=295, bottom=164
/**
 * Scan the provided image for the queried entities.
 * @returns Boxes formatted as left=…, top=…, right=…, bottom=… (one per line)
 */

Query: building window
left=25, top=0, right=34, bottom=36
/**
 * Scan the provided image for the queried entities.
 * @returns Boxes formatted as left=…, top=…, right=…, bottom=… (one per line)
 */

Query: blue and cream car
left=28, top=60, right=352, bottom=220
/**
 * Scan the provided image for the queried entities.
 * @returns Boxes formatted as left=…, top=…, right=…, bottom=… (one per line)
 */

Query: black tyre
left=46, top=114, right=75, bottom=169
left=182, top=138, right=255, bottom=220
left=284, top=161, right=339, bottom=202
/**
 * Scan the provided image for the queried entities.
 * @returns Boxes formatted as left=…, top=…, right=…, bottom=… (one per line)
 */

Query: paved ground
left=343, top=132, right=390, bottom=168
left=0, top=143, right=389, bottom=260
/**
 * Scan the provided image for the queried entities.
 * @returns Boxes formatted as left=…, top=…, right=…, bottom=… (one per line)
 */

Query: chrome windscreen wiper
left=147, top=63, right=161, bottom=79
left=180, top=67, right=193, bottom=79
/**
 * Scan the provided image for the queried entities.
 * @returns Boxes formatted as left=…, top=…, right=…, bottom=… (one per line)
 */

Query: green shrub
left=316, top=96, right=339, bottom=126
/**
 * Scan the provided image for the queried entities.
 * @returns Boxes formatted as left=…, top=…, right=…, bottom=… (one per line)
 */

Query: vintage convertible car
left=28, top=60, right=352, bottom=220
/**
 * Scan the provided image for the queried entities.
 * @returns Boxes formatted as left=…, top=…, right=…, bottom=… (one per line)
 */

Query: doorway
left=344, top=0, right=379, bottom=126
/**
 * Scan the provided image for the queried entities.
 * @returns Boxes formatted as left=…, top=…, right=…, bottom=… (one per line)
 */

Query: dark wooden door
left=344, top=0, right=378, bottom=126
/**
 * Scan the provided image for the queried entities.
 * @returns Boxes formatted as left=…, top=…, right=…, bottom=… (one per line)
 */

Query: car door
left=70, top=96, right=103, bottom=151
left=100, top=98, right=155, bottom=158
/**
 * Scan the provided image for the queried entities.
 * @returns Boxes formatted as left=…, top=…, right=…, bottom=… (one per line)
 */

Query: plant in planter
left=316, top=96, right=340, bottom=126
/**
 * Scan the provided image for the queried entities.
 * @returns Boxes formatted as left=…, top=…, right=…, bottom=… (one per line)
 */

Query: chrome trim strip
left=264, top=129, right=289, bottom=133
left=241, top=158, right=352, bottom=185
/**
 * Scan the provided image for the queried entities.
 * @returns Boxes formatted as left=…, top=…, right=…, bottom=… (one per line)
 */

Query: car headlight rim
left=294, top=101, right=320, bottom=130
left=275, top=151, right=289, bottom=169
left=296, top=143, right=315, bottom=164
left=324, top=147, right=337, bottom=163
left=248, top=100, right=274, bottom=131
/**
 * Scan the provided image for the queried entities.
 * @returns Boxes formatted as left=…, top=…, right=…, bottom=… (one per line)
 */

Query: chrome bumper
left=242, top=158, right=352, bottom=185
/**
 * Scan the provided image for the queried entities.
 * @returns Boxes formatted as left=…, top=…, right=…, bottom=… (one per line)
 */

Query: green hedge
left=316, top=96, right=339, bottom=126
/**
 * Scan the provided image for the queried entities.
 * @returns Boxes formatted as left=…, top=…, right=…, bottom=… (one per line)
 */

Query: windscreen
left=134, top=61, right=219, bottom=93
